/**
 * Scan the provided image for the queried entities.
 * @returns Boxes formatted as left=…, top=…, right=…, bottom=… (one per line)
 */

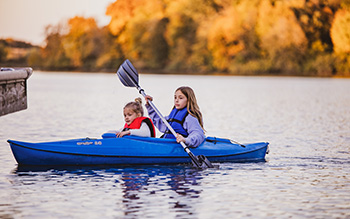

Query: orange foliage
left=107, top=0, right=165, bottom=36
left=257, top=0, right=307, bottom=53
left=207, top=1, right=259, bottom=70
left=63, top=16, right=98, bottom=67
left=256, top=0, right=307, bottom=72
left=29, top=0, right=348, bottom=75
left=67, top=16, right=97, bottom=37
left=106, top=0, right=137, bottom=35
left=331, top=8, right=350, bottom=54
left=107, top=0, right=166, bottom=62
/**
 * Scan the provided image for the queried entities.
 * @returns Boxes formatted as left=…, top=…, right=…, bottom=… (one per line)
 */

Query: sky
left=0, top=0, right=115, bottom=46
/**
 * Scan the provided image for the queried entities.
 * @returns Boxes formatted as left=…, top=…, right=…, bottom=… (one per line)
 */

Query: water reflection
left=13, top=165, right=204, bottom=217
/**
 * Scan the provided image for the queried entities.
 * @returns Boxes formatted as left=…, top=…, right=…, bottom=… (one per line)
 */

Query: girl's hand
left=176, top=134, right=186, bottom=144
left=116, top=130, right=130, bottom=138
left=144, top=95, right=153, bottom=105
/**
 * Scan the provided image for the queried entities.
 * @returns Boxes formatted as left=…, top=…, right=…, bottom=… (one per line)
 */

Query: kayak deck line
left=7, top=135, right=269, bottom=166
left=8, top=140, right=266, bottom=159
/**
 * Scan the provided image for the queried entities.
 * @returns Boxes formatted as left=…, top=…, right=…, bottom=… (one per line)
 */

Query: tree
left=257, top=0, right=307, bottom=73
left=165, top=9, right=198, bottom=70
left=291, top=0, right=341, bottom=55
left=95, top=27, right=124, bottom=71
left=165, top=0, right=221, bottom=71
left=62, top=16, right=101, bottom=69
left=42, top=24, right=71, bottom=70
left=331, top=8, right=350, bottom=54
left=27, top=47, right=43, bottom=68
left=144, top=17, right=169, bottom=68
left=207, top=0, right=260, bottom=71
left=107, top=0, right=167, bottom=68
left=0, top=41, right=7, bottom=62
left=331, top=8, right=350, bottom=75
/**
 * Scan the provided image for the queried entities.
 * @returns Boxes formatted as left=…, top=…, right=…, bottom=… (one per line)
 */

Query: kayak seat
left=102, top=132, right=117, bottom=138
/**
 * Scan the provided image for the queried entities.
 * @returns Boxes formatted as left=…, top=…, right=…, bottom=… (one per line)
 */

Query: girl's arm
left=182, top=115, right=206, bottom=148
left=145, top=104, right=168, bottom=132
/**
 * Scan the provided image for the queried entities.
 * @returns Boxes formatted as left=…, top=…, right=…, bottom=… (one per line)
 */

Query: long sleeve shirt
left=129, top=122, right=151, bottom=137
left=108, top=122, right=151, bottom=137
left=146, top=104, right=205, bottom=147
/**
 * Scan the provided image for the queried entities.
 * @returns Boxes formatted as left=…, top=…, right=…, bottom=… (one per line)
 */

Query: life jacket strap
left=162, top=130, right=188, bottom=138
left=167, top=118, right=184, bottom=125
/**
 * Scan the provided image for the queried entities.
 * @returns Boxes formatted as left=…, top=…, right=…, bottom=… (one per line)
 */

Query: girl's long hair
left=176, top=86, right=204, bottom=130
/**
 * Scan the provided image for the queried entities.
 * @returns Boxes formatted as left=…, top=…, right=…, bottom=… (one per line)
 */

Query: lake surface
left=0, top=72, right=349, bottom=218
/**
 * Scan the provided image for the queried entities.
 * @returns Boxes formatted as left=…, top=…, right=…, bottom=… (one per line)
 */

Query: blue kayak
left=8, top=134, right=269, bottom=166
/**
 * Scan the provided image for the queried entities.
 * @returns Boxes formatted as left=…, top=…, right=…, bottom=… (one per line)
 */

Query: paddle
left=117, top=59, right=214, bottom=169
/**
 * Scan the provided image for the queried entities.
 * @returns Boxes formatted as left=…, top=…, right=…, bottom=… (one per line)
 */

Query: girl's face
left=123, top=108, right=141, bottom=125
left=174, top=90, right=188, bottom=110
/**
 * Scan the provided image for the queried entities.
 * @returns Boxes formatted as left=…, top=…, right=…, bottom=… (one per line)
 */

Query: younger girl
left=145, top=86, right=205, bottom=147
left=115, top=98, right=155, bottom=138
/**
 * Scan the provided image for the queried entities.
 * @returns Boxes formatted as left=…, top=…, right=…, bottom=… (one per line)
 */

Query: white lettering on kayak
left=94, top=141, right=102, bottom=145
left=77, top=141, right=102, bottom=146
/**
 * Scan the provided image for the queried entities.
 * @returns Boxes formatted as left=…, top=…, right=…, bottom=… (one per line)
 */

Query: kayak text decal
left=77, top=141, right=102, bottom=146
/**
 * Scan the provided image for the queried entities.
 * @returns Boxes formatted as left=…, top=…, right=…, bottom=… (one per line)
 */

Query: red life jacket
left=123, top=117, right=156, bottom=137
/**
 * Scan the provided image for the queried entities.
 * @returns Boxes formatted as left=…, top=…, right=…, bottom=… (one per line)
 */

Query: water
left=1, top=72, right=349, bottom=218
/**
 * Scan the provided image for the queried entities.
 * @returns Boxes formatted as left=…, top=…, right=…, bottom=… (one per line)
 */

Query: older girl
left=145, top=86, right=205, bottom=147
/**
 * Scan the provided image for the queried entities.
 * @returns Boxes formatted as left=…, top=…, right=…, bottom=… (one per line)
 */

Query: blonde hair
left=175, top=86, right=204, bottom=130
left=124, top=97, right=144, bottom=116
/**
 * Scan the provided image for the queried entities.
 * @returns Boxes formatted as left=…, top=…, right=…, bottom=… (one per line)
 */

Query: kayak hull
left=8, top=136, right=269, bottom=166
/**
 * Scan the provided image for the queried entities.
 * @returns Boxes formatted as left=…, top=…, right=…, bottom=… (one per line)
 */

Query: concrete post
left=0, top=67, right=33, bottom=116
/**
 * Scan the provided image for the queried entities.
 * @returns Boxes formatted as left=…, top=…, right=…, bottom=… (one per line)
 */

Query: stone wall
left=0, top=68, right=32, bottom=116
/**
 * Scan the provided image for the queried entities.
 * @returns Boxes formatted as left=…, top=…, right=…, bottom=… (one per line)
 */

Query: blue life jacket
left=163, top=107, right=189, bottom=139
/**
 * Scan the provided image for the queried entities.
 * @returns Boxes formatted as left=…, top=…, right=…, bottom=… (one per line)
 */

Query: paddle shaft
left=137, top=88, right=201, bottom=163
left=117, top=60, right=205, bottom=168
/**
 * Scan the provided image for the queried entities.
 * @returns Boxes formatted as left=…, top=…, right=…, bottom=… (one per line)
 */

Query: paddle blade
left=191, top=155, right=214, bottom=169
left=117, top=59, right=139, bottom=87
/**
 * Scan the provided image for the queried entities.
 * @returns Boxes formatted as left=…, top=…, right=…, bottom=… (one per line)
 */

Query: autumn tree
left=165, top=0, right=198, bottom=70
left=42, top=24, right=71, bottom=70
left=206, top=0, right=261, bottom=72
left=107, top=0, right=168, bottom=69
left=27, top=47, right=43, bottom=68
left=331, top=8, right=350, bottom=54
left=256, top=0, right=307, bottom=73
left=29, top=0, right=346, bottom=76
left=331, top=7, right=350, bottom=75
left=165, top=0, right=238, bottom=72
left=62, top=16, right=103, bottom=69
left=291, top=0, right=341, bottom=55
left=0, top=41, right=7, bottom=62
left=95, top=26, right=124, bottom=71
